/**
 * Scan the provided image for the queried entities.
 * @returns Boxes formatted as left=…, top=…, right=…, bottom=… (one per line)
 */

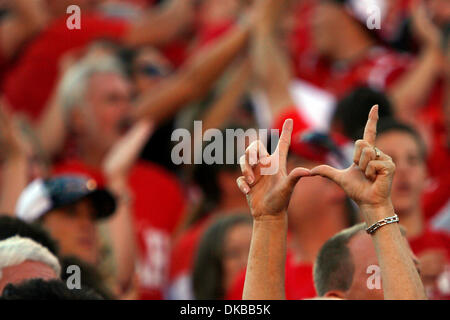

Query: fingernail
left=248, top=176, right=254, bottom=184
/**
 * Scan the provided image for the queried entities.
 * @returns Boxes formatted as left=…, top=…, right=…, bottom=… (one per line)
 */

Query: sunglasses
left=135, top=64, right=171, bottom=78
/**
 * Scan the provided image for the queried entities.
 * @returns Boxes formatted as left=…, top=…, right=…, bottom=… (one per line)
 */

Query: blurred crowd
left=0, top=0, right=449, bottom=300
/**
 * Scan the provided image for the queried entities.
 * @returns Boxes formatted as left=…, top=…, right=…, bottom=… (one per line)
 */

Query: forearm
left=243, top=214, right=287, bottom=300
left=131, top=21, right=251, bottom=124
left=14, top=0, right=48, bottom=27
left=124, top=0, right=192, bottom=47
left=388, top=47, right=442, bottom=123
left=202, top=58, right=250, bottom=133
left=0, top=154, right=28, bottom=215
left=251, top=27, right=294, bottom=117
left=1, top=0, right=48, bottom=59
left=106, top=179, right=137, bottom=295
left=36, top=93, right=66, bottom=158
left=362, top=202, right=427, bottom=300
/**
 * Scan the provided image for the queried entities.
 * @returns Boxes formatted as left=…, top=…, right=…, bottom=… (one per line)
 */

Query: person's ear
left=323, top=290, right=347, bottom=300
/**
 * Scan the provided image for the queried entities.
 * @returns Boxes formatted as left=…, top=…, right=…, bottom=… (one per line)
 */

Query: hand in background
left=103, top=120, right=154, bottom=188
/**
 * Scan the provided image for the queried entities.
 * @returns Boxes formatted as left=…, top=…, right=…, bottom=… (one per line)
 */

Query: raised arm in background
left=102, top=120, right=154, bottom=297
left=237, top=106, right=427, bottom=300
left=130, top=0, right=278, bottom=125
left=0, top=0, right=48, bottom=60
left=388, top=2, right=446, bottom=124
left=0, top=102, right=29, bottom=215
left=123, top=0, right=195, bottom=48
left=250, top=0, right=295, bottom=117
left=201, top=57, right=251, bottom=133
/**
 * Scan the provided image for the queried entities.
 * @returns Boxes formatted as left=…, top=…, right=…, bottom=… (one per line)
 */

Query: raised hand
left=0, top=101, right=30, bottom=159
left=310, top=106, right=396, bottom=223
left=410, top=1, right=442, bottom=49
left=236, top=119, right=311, bottom=219
left=103, top=120, right=154, bottom=187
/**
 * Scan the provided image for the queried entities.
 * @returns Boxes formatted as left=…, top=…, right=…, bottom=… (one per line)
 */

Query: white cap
left=345, top=0, right=387, bottom=25
left=15, top=179, right=52, bottom=223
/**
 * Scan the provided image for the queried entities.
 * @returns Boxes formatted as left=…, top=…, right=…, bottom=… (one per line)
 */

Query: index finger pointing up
left=275, top=119, right=293, bottom=163
left=363, top=105, right=379, bottom=146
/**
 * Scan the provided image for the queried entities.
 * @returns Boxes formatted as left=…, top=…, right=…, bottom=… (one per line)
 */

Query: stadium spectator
left=192, top=214, right=252, bottom=300
left=15, top=175, right=116, bottom=266
left=1, top=278, right=102, bottom=300
left=375, top=118, right=450, bottom=299
left=0, top=216, right=59, bottom=256
left=0, top=236, right=61, bottom=294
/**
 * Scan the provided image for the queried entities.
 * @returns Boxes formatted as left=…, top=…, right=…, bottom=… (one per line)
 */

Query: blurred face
left=336, top=232, right=420, bottom=300
left=132, top=48, right=173, bottom=94
left=375, top=131, right=426, bottom=216
left=42, top=198, right=99, bottom=265
left=312, top=2, right=345, bottom=56
left=80, top=72, right=132, bottom=152
left=287, top=156, right=347, bottom=227
left=0, top=260, right=58, bottom=294
left=222, top=222, right=252, bottom=292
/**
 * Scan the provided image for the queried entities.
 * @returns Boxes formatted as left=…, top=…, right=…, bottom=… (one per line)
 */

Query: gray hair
left=0, top=236, right=61, bottom=280
left=58, top=55, right=125, bottom=121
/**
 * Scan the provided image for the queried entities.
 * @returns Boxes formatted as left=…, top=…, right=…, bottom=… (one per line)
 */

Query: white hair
left=58, top=55, right=125, bottom=120
left=0, top=236, right=61, bottom=280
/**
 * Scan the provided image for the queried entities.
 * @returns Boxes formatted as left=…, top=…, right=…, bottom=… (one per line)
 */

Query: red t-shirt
left=293, top=46, right=411, bottom=99
left=52, top=158, right=186, bottom=300
left=409, top=228, right=450, bottom=260
left=409, top=228, right=450, bottom=300
left=2, top=14, right=129, bottom=121
left=225, top=250, right=316, bottom=300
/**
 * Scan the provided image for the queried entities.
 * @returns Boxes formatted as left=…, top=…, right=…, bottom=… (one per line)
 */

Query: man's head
left=312, top=0, right=383, bottom=58
left=332, top=87, right=393, bottom=141
left=60, top=56, right=132, bottom=155
left=1, top=279, right=102, bottom=300
left=314, top=223, right=419, bottom=299
left=0, top=236, right=61, bottom=294
left=375, top=119, right=427, bottom=217
left=0, top=216, right=59, bottom=256
left=15, top=176, right=116, bottom=264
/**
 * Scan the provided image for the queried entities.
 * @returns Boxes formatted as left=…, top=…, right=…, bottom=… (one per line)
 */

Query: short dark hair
left=313, top=223, right=366, bottom=296
left=0, top=216, right=59, bottom=256
left=376, top=118, right=427, bottom=161
left=333, top=87, right=393, bottom=141
left=0, top=279, right=102, bottom=300
left=192, top=214, right=252, bottom=300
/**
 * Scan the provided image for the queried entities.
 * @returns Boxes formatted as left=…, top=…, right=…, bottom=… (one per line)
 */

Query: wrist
left=360, top=200, right=395, bottom=226
left=252, top=211, right=288, bottom=223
